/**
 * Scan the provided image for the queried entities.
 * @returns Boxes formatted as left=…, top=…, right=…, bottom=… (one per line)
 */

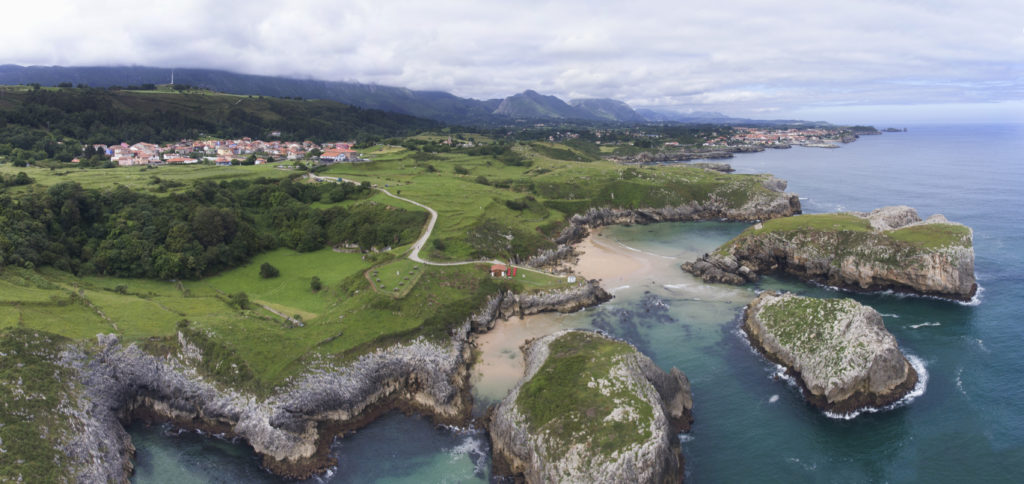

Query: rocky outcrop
left=62, top=283, right=613, bottom=482
left=742, top=292, right=918, bottom=414
left=527, top=187, right=801, bottom=269
left=683, top=206, right=978, bottom=301
left=469, top=279, right=612, bottom=332
left=489, top=330, right=692, bottom=483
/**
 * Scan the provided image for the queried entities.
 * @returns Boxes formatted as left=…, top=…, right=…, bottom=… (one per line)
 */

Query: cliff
left=527, top=178, right=801, bottom=269
left=60, top=284, right=612, bottom=482
left=489, top=330, right=692, bottom=483
left=682, top=206, right=977, bottom=301
left=742, top=292, right=918, bottom=414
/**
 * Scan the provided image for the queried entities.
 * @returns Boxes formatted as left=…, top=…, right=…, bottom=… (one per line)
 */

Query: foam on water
left=909, top=322, right=941, bottom=329
left=824, top=353, right=929, bottom=420
left=769, top=394, right=780, bottom=404
left=956, top=367, right=968, bottom=398
left=880, top=313, right=900, bottom=318
left=678, top=433, right=695, bottom=444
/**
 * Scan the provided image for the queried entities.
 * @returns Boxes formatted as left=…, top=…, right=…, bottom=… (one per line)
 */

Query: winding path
left=314, top=175, right=548, bottom=273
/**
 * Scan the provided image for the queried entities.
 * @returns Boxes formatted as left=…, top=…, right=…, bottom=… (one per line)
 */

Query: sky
left=2, top=0, right=1022, bottom=123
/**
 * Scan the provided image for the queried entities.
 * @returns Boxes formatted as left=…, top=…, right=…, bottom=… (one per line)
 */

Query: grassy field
left=324, top=144, right=777, bottom=262
left=368, top=259, right=425, bottom=297
left=0, top=163, right=295, bottom=195
left=889, top=223, right=972, bottom=249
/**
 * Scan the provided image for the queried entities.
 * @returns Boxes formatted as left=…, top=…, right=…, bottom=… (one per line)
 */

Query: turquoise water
left=131, top=124, right=1024, bottom=482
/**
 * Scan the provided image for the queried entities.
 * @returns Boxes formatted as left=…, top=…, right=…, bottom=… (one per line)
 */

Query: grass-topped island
left=683, top=205, right=977, bottom=301
left=488, top=330, right=693, bottom=483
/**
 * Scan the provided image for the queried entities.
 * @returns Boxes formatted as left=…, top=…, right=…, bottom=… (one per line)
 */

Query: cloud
left=1, top=0, right=1021, bottom=119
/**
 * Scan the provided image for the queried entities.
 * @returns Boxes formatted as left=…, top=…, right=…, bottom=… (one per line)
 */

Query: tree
left=310, top=276, right=322, bottom=292
left=259, top=262, right=279, bottom=278
left=229, top=292, right=250, bottom=309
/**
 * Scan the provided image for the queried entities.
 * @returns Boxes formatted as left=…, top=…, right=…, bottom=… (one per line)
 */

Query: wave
left=956, top=367, right=967, bottom=398
left=823, top=352, right=929, bottom=420
left=786, top=457, right=817, bottom=471
left=880, top=313, right=900, bottom=318
left=678, top=433, right=695, bottom=444
left=609, top=285, right=631, bottom=293
left=614, top=241, right=676, bottom=259
left=909, top=322, right=941, bottom=329
left=769, top=394, right=780, bottom=404
left=444, top=430, right=490, bottom=476
left=808, top=280, right=984, bottom=306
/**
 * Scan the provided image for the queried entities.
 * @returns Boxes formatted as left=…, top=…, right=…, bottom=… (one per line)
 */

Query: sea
left=130, top=124, right=1024, bottom=483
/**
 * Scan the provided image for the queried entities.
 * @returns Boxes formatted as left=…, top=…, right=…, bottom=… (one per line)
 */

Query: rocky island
left=489, top=330, right=693, bottom=483
left=682, top=206, right=977, bottom=301
left=742, top=292, right=918, bottom=414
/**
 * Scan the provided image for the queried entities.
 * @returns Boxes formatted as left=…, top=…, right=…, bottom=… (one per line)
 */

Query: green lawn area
left=751, top=213, right=872, bottom=233
left=0, top=163, right=293, bottom=195
left=889, top=223, right=972, bottom=249
left=368, top=259, right=425, bottom=297
left=195, top=248, right=373, bottom=318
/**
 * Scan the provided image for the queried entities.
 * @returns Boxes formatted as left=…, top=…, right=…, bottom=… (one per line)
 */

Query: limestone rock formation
left=742, top=292, right=918, bottom=414
left=489, top=330, right=692, bottom=483
left=682, top=206, right=977, bottom=301
left=61, top=284, right=614, bottom=482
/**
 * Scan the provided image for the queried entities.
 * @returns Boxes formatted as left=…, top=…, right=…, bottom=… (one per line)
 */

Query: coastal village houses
left=88, top=138, right=358, bottom=167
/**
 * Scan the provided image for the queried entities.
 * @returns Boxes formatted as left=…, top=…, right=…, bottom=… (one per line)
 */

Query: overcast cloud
left=3, top=0, right=1022, bottom=122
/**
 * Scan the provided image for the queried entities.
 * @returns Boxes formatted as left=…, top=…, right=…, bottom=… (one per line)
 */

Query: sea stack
left=488, top=330, right=692, bottom=483
left=742, top=292, right=918, bottom=414
left=682, top=206, right=977, bottom=301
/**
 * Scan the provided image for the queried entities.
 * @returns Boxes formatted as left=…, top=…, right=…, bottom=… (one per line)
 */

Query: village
left=701, top=126, right=856, bottom=148
left=75, top=136, right=363, bottom=167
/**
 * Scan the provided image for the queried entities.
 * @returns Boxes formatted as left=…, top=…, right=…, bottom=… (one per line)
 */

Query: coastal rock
left=682, top=206, right=977, bottom=301
left=528, top=184, right=801, bottom=269
left=470, top=279, right=612, bottom=332
left=489, top=330, right=692, bottom=483
left=61, top=283, right=615, bottom=482
left=742, top=292, right=918, bottom=414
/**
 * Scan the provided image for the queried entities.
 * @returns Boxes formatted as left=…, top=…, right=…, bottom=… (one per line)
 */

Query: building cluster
left=702, top=127, right=846, bottom=147
left=78, top=138, right=359, bottom=167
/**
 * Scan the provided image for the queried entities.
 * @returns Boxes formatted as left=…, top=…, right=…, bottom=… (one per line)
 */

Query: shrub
left=454, top=165, right=469, bottom=175
left=310, top=276, right=322, bottom=292
left=229, top=292, right=250, bottom=309
left=432, top=238, right=447, bottom=251
left=259, top=262, right=279, bottom=278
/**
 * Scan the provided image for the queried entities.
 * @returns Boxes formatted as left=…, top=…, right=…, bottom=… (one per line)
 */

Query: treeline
left=0, top=177, right=426, bottom=279
left=0, top=87, right=440, bottom=163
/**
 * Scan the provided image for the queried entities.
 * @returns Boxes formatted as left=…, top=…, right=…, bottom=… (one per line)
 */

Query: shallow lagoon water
left=132, top=125, right=1024, bottom=482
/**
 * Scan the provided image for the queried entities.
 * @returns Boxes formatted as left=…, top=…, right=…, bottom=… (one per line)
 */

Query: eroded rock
left=489, top=330, right=692, bottom=483
left=742, top=292, right=918, bottom=414
left=683, top=206, right=977, bottom=301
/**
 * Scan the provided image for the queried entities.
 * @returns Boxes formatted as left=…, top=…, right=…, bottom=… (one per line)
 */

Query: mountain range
left=0, top=65, right=812, bottom=126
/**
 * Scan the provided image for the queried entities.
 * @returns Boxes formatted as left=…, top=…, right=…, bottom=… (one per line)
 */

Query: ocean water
left=130, top=124, right=1024, bottom=482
